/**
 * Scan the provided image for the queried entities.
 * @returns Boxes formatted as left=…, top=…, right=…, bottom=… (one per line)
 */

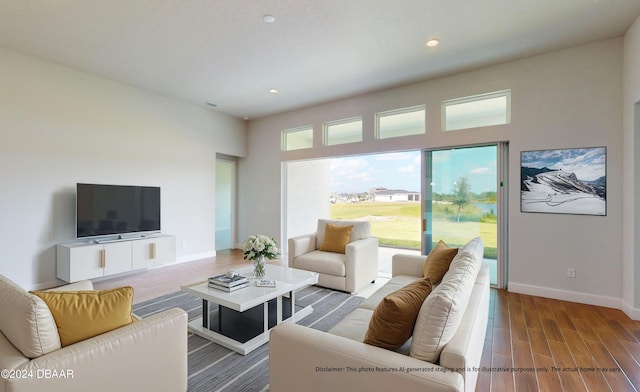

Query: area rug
left=133, top=286, right=364, bottom=392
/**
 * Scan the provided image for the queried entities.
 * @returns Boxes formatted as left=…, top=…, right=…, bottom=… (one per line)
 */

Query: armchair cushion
left=0, top=274, right=61, bottom=358
left=319, top=223, right=353, bottom=253
left=293, top=250, right=346, bottom=276
left=30, top=287, right=135, bottom=347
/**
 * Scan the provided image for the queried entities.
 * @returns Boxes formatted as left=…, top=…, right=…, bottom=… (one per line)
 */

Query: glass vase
left=253, top=255, right=266, bottom=278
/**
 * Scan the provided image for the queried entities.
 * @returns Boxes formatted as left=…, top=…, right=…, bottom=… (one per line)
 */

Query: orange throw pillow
left=31, top=287, right=135, bottom=347
left=422, top=240, right=458, bottom=284
left=319, top=223, right=353, bottom=253
left=364, top=277, right=433, bottom=349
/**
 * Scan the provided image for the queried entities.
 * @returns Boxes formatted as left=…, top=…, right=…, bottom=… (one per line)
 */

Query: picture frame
left=520, top=147, right=606, bottom=216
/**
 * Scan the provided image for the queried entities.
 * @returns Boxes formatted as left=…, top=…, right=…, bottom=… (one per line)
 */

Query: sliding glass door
left=423, top=144, right=507, bottom=287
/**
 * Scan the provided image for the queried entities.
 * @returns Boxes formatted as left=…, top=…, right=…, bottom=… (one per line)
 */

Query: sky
left=520, top=147, right=606, bottom=181
left=330, top=146, right=497, bottom=194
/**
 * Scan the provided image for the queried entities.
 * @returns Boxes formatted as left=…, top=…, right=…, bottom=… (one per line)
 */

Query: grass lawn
left=330, top=201, right=497, bottom=257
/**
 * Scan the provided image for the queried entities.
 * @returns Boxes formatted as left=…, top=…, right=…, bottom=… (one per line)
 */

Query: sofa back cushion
left=316, top=219, right=370, bottom=249
left=409, top=237, right=483, bottom=362
left=0, top=274, right=61, bottom=358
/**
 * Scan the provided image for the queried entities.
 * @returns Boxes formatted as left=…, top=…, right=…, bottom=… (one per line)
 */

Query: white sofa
left=270, top=237, right=489, bottom=392
left=0, top=275, right=188, bottom=392
left=288, top=219, right=378, bottom=294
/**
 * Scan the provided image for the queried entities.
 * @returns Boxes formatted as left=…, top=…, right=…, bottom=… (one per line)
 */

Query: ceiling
left=0, top=0, right=639, bottom=120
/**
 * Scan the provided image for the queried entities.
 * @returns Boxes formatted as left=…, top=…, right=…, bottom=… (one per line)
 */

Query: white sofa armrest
left=345, top=237, right=379, bottom=293
left=7, top=308, right=188, bottom=392
left=392, top=254, right=425, bottom=277
left=288, top=234, right=318, bottom=267
left=270, top=323, right=464, bottom=392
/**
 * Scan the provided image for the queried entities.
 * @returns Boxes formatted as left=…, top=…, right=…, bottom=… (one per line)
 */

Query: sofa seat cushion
left=328, top=305, right=414, bottom=356
left=328, top=308, right=372, bottom=342
left=30, top=287, right=136, bottom=347
left=294, top=250, right=346, bottom=277
left=358, top=275, right=421, bottom=311
left=410, top=237, right=483, bottom=362
left=0, top=274, right=61, bottom=358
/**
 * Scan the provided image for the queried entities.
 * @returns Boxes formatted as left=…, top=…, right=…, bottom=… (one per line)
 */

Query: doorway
left=215, top=158, right=236, bottom=251
left=423, top=144, right=507, bottom=287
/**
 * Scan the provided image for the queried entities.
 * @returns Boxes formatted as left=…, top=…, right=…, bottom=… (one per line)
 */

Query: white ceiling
left=0, top=0, right=639, bottom=120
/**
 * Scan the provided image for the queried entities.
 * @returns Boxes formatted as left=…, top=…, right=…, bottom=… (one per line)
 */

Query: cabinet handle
left=100, top=249, right=106, bottom=268
left=150, top=243, right=156, bottom=259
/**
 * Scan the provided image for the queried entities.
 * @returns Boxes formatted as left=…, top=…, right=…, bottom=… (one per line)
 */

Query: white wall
left=242, top=38, right=628, bottom=312
left=623, top=14, right=640, bottom=316
left=284, top=159, right=331, bottom=253
left=0, top=47, right=247, bottom=289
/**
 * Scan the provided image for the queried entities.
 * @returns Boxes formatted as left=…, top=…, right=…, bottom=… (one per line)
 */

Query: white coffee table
left=181, top=264, right=318, bottom=355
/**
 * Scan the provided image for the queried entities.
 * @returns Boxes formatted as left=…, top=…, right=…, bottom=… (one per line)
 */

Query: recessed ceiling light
left=426, top=39, right=439, bottom=47
left=269, top=88, right=279, bottom=94
left=263, top=14, right=276, bottom=23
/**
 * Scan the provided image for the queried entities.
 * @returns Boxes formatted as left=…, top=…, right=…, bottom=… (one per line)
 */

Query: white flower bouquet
left=242, top=235, right=280, bottom=261
left=243, top=235, right=280, bottom=278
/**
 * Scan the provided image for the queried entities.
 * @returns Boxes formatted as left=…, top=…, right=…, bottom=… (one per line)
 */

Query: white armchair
left=0, top=274, right=187, bottom=392
left=288, top=219, right=378, bottom=294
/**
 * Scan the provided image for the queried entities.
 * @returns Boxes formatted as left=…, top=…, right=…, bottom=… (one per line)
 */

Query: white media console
left=56, top=234, right=176, bottom=283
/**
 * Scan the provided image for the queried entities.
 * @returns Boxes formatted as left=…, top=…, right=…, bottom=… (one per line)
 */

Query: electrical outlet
left=182, top=241, right=187, bottom=248
left=567, top=268, right=576, bottom=278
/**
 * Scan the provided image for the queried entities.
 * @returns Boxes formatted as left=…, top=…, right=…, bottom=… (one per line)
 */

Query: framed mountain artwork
left=520, top=147, right=606, bottom=216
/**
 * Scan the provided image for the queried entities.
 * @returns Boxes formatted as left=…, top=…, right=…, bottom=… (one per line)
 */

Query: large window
left=376, top=106, right=425, bottom=139
left=323, top=117, right=363, bottom=146
left=442, top=90, right=511, bottom=131
left=282, top=126, right=313, bottom=151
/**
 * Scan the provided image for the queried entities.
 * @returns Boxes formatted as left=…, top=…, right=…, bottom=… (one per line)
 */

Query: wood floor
left=94, top=250, right=640, bottom=392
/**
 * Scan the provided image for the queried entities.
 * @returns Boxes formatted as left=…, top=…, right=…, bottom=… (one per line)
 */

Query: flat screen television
left=76, top=183, right=161, bottom=239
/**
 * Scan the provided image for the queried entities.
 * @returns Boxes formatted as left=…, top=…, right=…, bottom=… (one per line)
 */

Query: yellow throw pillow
left=319, top=223, right=353, bottom=253
left=30, top=287, right=135, bottom=347
left=422, top=240, right=458, bottom=284
left=363, top=277, right=433, bottom=350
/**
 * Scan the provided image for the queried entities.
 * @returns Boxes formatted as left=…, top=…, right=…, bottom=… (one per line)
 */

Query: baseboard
left=621, top=300, right=640, bottom=321
left=175, top=251, right=217, bottom=264
left=508, top=282, right=634, bottom=317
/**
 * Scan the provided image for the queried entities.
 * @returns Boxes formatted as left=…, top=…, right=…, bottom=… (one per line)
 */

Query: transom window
left=376, top=105, right=426, bottom=139
left=442, top=90, right=511, bottom=131
left=323, top=117, right=363, bottom=146
left=282, top=126, right=313, bottom=151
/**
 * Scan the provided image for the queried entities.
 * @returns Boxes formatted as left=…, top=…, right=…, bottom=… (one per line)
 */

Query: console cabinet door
left=102, top=241, right=133, bottom=276
left=132, top=236, right=176, bottom=268
left=59, top=244, right=104, bottom=281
